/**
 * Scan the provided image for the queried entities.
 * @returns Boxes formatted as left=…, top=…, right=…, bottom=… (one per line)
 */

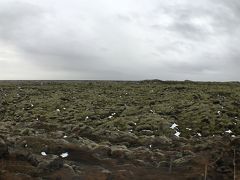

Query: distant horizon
left=0, top=79, right=239, bottom=83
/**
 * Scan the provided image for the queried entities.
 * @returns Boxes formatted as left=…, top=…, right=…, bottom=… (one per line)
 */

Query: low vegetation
left=0, top=80, right=239, bottom=179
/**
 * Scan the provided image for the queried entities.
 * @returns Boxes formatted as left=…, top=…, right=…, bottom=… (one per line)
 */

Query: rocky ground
left=0, top=80, right=240, bottom=180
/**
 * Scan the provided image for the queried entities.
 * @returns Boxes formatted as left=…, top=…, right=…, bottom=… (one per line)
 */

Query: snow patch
left=174, top=131, right=180, bottom=137
left=41, top=152, right=47, bottom=156
left=197, top=133, right=202, bottom=137
left=170, top=123, right=178, bottom=129
left=60, top=152, right=69, bottom=158
left=225, top=130, right=232, bottom=133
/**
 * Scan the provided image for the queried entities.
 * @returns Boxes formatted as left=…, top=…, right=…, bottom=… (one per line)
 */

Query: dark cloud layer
left=0, top=0, right=239, bottom=81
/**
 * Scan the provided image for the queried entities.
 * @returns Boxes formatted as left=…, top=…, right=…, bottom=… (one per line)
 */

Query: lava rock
left=37, top=155, right=63, bottom=173
left=152, top=136, right=172, bottom=148
left=92, top=144, right=111, bottom=158
left=0, top=138, right=8, bottom=158
left=110, top=145, right=130, bottom=159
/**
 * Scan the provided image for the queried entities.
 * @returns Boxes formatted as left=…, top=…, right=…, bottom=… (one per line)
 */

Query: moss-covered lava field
left=0, top=80, right=240, bottom=179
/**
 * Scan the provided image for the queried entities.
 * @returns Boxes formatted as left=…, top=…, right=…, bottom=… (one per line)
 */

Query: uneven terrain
left=0, top=80, right=240, bottom=179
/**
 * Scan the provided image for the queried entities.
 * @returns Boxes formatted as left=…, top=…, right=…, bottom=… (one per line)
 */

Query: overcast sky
left=0, top=0, right=239, bottom=81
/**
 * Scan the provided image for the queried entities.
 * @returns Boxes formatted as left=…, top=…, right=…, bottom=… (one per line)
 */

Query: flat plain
left=0, top=80, right=240, bottom=179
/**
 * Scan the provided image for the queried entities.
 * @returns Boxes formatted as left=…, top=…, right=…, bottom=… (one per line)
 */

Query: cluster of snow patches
left=41, top=151, right=69, bottom=158
left=186, top=128, right=192, bottom=131
left=108, top=113, right=116, bottom=119
left=170, top=123, right=180, bottom=137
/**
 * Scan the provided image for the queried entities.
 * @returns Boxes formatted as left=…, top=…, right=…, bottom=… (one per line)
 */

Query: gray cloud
left=0, top=0, right=239, bottom=81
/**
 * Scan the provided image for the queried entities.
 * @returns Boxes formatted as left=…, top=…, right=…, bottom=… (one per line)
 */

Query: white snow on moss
left=170, top=123, right=178, bottom=129
left=41, top=152, right=47, bottom=156
left=197, top=133, right=202, bottom=137
left=225, top=129, right=232, bottom=133
left=60, top=152, right=69, bottom=158
left=174, top=131, right=180, bottom=137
